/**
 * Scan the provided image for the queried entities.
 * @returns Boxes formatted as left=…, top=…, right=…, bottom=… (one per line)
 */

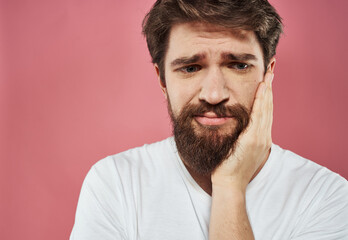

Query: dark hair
left=142, top=0, right=283, bottom=84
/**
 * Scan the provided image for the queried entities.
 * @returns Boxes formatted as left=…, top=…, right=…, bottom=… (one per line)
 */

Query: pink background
left=1, top=0, right=347, bottom=239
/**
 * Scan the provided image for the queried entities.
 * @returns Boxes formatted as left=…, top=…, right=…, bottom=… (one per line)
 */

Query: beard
left=168, top=100, right=250, bottom=176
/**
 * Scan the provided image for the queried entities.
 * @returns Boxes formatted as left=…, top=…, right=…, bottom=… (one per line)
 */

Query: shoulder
left=267, top=144, right=348, bottom=214
left=71, top=137, right=176, bottom=239
left=85, top=137, right=178, bottom=195
left=92, top=137, right=175, bottom=175
left=271, top=144, right=347, bottom=186
left=81, top=137, right=175, bottom=195
left=266, top=145, right=348, bottom=238
left=256, top=144, right=347, bottom=204
left=272, top=144, right=348, bottom=233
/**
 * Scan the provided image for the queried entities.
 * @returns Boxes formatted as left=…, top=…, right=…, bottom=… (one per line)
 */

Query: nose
left=198, top=66, right=230, bottom=105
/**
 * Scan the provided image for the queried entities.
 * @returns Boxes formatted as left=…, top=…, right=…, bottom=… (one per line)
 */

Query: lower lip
left=194, top=116, right=230, bottom=126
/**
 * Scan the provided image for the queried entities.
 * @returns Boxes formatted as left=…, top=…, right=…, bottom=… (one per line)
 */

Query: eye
left=236, top=63, right=248, bottom=70
left=228, top=62, right=249, bottom=70
left=179, top=65, right=202, bottom=73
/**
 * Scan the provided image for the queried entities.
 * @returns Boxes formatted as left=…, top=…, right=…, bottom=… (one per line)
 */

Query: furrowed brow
left=221, top=52, right=258, bottom=62
left=170, top=54, right=205, bottom=68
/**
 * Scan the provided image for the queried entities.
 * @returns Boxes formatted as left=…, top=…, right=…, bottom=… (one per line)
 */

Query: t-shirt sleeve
left=291, top=172, right=348, bottom=240
left=70, top=158, right=127, bottom=240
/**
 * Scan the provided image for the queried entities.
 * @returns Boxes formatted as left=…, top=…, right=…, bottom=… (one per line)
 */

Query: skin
left=155, top=22, right=275, bottom=239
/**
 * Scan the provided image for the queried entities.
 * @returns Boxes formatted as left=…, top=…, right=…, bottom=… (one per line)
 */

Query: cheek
left=244, top=84, right=259, bottom=109
left=166, top=82, right=195, bottom=117
left=232, top=75, right=263, bottom=110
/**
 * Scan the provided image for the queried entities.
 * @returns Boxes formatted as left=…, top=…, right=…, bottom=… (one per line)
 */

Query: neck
left=184, top=164, right=213, bottom=195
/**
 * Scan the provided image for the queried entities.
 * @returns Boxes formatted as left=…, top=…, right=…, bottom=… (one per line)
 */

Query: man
left=70, top=0, right=348, bottom=239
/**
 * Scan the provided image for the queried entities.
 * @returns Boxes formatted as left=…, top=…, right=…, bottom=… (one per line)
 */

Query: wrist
left=212, top=180, right=247, bottom=197
left=211, top=174, right=248, bottom=194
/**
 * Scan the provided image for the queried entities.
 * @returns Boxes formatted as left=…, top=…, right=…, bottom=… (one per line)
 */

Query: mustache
left=179, top=101, right=250, bottom=128
left=185, top=101, right=250, bottom=117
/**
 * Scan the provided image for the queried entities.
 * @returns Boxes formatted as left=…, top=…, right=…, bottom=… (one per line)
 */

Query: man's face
left=158, top=22, right=269, bottom=175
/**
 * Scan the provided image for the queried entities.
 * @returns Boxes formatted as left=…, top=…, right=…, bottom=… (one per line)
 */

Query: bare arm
left=209, top=70, right=274, bottom=240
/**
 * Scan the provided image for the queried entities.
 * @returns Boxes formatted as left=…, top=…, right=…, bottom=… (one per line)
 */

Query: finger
left=264, top=73, right=274, bottom=138
left=245, top=71, right=273, bottom=137
left=250, top=71, right=272, bottom=120
left=264, top=70, right=273, bottom=88
left=247, top=81, right=265, bottom=132
left=264, top=72, right=274, bottom=113
left=251, top=72, right=273, bottom=135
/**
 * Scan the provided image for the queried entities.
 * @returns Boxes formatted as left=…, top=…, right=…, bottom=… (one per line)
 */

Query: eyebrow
left=221, top=52, right=258, bottom=62
left=170, top=52, right=258, bottom=68
left=170, top=53, right=205, bottom=68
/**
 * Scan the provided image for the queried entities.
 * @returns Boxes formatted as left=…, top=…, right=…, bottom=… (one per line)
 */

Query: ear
left=267, top=57, right=276, bottom=73
left=155, top=64, right=167, bottom=99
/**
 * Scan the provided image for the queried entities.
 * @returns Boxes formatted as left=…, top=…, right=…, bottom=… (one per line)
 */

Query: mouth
left=193, top=112, right=232, bottom=126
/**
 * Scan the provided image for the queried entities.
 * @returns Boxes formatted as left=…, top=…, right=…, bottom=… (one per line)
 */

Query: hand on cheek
left=211, top=70, right=274, bottom=192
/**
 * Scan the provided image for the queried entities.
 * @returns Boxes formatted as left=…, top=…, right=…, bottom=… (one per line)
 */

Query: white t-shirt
left=70, top=137, right=348, bottom=240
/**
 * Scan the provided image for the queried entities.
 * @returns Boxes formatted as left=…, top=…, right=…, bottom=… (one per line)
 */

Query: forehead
left=165, top=22, right=263, bottom=64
